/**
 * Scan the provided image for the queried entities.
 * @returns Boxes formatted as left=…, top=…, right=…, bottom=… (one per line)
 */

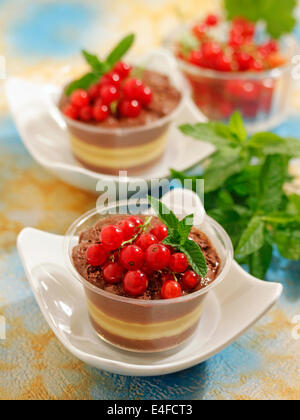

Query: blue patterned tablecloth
left=0, top=0, right=299, bottom=400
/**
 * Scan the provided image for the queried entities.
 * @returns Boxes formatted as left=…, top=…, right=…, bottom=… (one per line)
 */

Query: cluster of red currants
left=181, top=15, right=281, bottom=72
left=85, top=216, right=201, bottom=300
left=63, top=61, right=153, bottom=122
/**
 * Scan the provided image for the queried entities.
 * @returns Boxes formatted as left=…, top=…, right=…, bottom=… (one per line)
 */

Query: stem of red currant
left=121, top=216, right=153, bottom=247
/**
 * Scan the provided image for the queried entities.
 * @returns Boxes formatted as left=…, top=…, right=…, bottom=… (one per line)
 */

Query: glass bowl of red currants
left=59, top=50, right=184, bottom=176
left=166, top=14, right=296, bottom=132
left=64, top=199, right=233, bottom=353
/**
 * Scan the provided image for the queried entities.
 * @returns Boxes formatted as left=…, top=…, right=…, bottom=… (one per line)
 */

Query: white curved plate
left=5, top=75, right=213, bottom=193
left=17, top=228, right=282, bottom=376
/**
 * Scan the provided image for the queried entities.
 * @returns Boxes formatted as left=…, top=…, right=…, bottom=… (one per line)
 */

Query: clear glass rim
left=165, top=26, right=296, bottom=80
left=64, top=200, right=234, bottom=306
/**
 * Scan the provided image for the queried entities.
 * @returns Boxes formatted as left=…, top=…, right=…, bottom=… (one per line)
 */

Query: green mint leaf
left=248, top=133, right=300, bottom=157
left=148, top=196, right=208, bottom=276
left=106, top=33, right=135, bottom=67
left=82, top=50, right=107, bottom=73
left=225, top=0, right=262, bottom=22
left=262, top=0, right=297, bottom=39
left=249, top=241, right=273, bottom=279
left=227, top=165, right=261, bottom=197
left=229, top=111, right=247, bottom=143
left=225, top=0, right=297, bottom=38
left=259, top=155, right=288, bottom=213
left=204, top=152, right=246, bottom=193
left=179, top=123, right=234, bottom=148
left=177, top=214, right=194, bottom=244
left=180, top=239, right=208, bottom=278
left=273, top=227, right=300, bottom=260
left=288, top=194, right=300, bottom=216
left=66, top=72, right=100, bottom=96
left=236, top=216, right=265, bottom=258
left=148, top=195, right=179, bottom=230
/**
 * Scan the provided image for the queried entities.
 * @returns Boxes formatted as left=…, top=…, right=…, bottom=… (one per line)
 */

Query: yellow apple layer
left=70, top=133, right=168, bottom=170
left=87, top=299, right=204, bottom=341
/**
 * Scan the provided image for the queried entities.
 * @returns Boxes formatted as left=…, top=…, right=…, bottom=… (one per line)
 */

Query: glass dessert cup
left=166, top=32, right=295, bottom=132
left=64, top=200, right=233, bottom=353
left=59, top=51, right=185, bottom=176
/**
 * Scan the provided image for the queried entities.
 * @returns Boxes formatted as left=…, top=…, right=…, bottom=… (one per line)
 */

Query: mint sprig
left=148, top=196, right=208, bottom=278
left=66, top=33, right=135, bottom=96
left=225, top=0, right=297, bottom=39
left=174, top=111, right=300, bottom=279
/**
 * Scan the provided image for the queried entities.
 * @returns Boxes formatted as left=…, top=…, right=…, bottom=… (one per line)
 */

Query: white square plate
left=17, top=227, right=282, bottom=376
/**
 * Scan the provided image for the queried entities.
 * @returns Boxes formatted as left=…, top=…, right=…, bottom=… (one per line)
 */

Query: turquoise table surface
left=0, top=0, right=300, bottom=400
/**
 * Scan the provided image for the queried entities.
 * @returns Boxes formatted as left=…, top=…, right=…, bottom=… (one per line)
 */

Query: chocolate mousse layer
left=60, top=70, right=181, bottom=175
left=72, top=215, right=221, bottom=352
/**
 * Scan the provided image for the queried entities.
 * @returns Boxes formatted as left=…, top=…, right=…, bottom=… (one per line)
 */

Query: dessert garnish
left=82, top=196, right=208, bottom=299
left=177, top=13, right=287, bottom=72
left=62, top=34, right=155, bottom=123
left=174, top=111, right=300, bottom=279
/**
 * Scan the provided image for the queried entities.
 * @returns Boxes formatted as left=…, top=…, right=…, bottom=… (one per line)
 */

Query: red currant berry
left=128, top=216, right=143, bottom=228
left=93, top=102, right=109, bottom=122
left=202, top=42, right=222, bottom=60
left=161, top=280, right=182, bottom=299
left=120, top=245, right=145, bottom=271
left=70, top=89, right=90, bottom=107
left=235, top=52, right=254, bottom=71
left=113, top=61, right=132, bottom=79
left=100, top=84, right=120, bottom=105
left=79, top=105, right=93, bottom=122
left=216, top=54, right=232, bottom=72
left=100, top=225, right=124, bottom=251
left=123, top=270, right=148, bottom=297
left=119, top=219, right=136, bottom=241
left=139, top=86, right=153, bottom=106
left=229, top=33, right=245, bottom=49
left=136, top=233, right=158, bottom=251
left=145, top=244, right=171, bottom=271
left=98, top=74, right=112, bottom=90
left=123, top=78, right=144, bottom=100
left=142, top=263, right=154, bottom=276
left=169, top=253, right=188, bottom=273
left=266, top=40, right=278, bottom=53
left=189, top=50, right=204, bottom=67
left=182, top=270, right=200, bottom=290
left=205, top=14, right=219, bottom=26
left=63, top=104, right=79, bottom=120
left=88, top=84, right=101, bottom=100
left=107, top=71, right=122, bottom=88
left=119, top=99, right=142, bottom=118
left=86, top=244, right=108, bottom=266
left=192, top=23, right=207, bottom=40
left=150, top=224, right=168, bottom=242
left=103, top=262, right=124, bottom=284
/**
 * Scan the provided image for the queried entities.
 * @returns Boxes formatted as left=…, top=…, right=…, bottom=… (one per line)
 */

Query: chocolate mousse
left=73, top=215, right=220, bottom=298
left=60, top=70, right=181, bottom=128
left=59, top=36, right=182, bottom=175
left=72, top=214, right=221, bottom=352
